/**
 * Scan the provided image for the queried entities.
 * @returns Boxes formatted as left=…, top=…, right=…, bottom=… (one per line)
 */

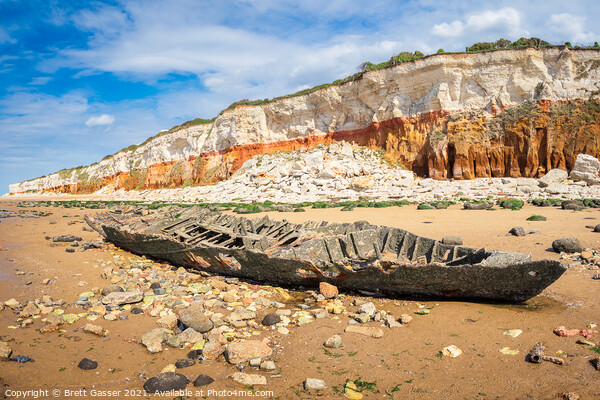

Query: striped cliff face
left=10, top=47, right=600, bottom=194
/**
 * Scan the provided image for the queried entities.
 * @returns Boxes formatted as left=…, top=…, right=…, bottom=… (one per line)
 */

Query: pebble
left=231, top=372, right=267, bottom=386
left=101, top=285, right=124, bottom=296
left=260, top=360, right=277, bottom=371
left=440, top=345, right=463, bottom=358
left=175, top=358, right=195, bottom=369
left=143, top=372, right=189, bottom=393
left=324, top=334, right=342, bottom=349
left=157, top=314, right=178, bottom=330
left=357, top=302, right=376, bottom=316
left=82, top=323, right=106, bottom=336
left=0, top=341, right=12, bottom=359
left=319, top=282, right=338, bottom=299
left=261, top=313, right=281, bottom=326
left=304, top=378, right=328, bottom=390
left=193, top=374, right=215, bottom=387
left=77, top=358, right=98, bottom=370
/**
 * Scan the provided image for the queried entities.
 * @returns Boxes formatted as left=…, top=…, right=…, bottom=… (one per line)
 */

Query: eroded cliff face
left=9, top=47, right=600, bottom=194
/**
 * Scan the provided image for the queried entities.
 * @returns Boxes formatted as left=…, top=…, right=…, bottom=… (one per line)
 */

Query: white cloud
left=85, top=114, right=115, bottom=127
left=0, top=27, right=16, bottom=44
left=432, top=8, right=524, bottom=39
left=28, top=76, right=52, bottom=85
left=548, top=13, right=594, bottom=42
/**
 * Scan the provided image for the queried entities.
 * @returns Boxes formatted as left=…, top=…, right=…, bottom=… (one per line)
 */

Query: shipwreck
left=85, top=207, right=568, bottom=302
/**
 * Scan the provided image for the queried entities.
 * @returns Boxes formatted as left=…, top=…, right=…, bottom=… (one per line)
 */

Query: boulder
left=552, top=238, right=583, bottom=254
left=570, top=154, right=600, bottom=184
left=350, top=176, right=375, bottom=191
left=538, top=168, right=568, bottom=187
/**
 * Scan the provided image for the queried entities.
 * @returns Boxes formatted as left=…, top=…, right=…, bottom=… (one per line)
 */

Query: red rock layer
left=34, top=100, right=600, bottom=194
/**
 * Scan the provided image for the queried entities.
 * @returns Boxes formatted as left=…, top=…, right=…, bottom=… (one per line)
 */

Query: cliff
left=9, top=46, right=600, bottom=194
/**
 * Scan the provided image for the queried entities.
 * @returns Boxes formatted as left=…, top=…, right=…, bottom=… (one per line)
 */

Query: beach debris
left=553, top=326, right=598, bottom=339
left=503, top=329, right=523, bottom=338
left=541, top=355, right=564, bottom=365
left=143, top=372, right=189, bottom=393
left=231, top=372, right=267, bottom=386
left=552, top=238, right=583, bottom=254
left=528, top=343, right=545, bottom=363
left=576, top=339, right=596, bottom=346
left=77, top=358, right=98, bottom=370
left=345, top=325, right=384, bottom=338
left=499, top=347, right=519, bottom=355
left=324, top=334, right=342, bottom=349
left=304, top=378, right=328, bottom=390
left=193, top=375, right=214, bottom=387
left=319, top=282, right=338, bottom=299
left=440, top=345, right=463, bottom=358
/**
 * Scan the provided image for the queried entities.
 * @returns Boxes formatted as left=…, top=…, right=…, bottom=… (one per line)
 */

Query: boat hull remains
left=86, top=207, right=567, bottom=302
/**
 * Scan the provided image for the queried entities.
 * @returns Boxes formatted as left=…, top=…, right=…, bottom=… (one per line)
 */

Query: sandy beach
left=1, top=199, right=599, bottom=400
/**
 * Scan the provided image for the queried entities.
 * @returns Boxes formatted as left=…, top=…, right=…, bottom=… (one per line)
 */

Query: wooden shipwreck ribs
left=86, top=207, right=568, bottom=302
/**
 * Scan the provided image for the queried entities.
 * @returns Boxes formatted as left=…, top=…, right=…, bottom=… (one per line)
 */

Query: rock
left=82, top=241, right=103, bottom=250
left=231, top=372, right=267, bottom=386
left=225, top=340, right=273, bottom=364
left=249, top=358, right=262, bottom=367
left=304, top=378, right=328, bottom=390
left=570, top=154, right=600, bottom=184
left=225, top=310, right=256, bottom=323
left=0, top=341, right=12, bottom=359
left=53, top=235, right=82, bottom=242
left=45, top=313, right=63, bottom=326
left=509, top=227, right=526, bottom=237
left=319, top=282, right=338, bottom=299
left=179, top=303, right=214, bottom=333
left=591, top=357, right=600, bottom=371
left=101, top=285, right=124, bottom=296
left=552, top=238, right=583, bottom=253
left=398, top=314, right=413, bottom=324
left=562, top=200, right=585, bottom=210
left=261, top=313, right=281, bottom=326
left=345, top=325, right=384, bottom=338
left=384, top=315, right=402, bottom=328
left=141, top=328, right=172, bottom=353
left=178, top=328, right=204, bottom=343
left=143, top=372, right=189, bottom=393
left=260, top=360, right=277, bottom=371
left=65, top=248, right=75, bottom=253
left=580, top=249, right=593, bottom=260
left=357, top=302, right=376, bottom=316
left=20, top=302, right=40, bottom=317
left=175, top=358, right=195, bottom=369
left=202, top=341, right=225, bottom=359
left=324, top=334, right=342, bottom=349
left=350, top=176, right=375, bottom=191
left=442, top=236, right=463, bottom=246
left=193, top=375, right=215, bottom=387
left=101, top=291, right=143, bottom=305
left=440, top=345, right=462, bottom=358
left=538, top=168, right=568, bottom=187
left=166, top=336, right=181, bottom=348
left=82, top=323, right=106, bottom=336
left=101, top=267, right=113, bottom=279
left=157, top=314, right=178, bottom=330
left=130, top=307, right=144, bottom=314
left=353, top=313, right=370, bottom=324
left=4, top=298, right=20, bottom=309
left=463, top=202, right=493, bottom=210
left=77, top=358, right=98, bottom=370
left=161, top=364, right=177, bottom=373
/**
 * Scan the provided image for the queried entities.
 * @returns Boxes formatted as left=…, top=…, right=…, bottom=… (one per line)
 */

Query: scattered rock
left=0, top=341, right=12, bottom=359
left=101, top=285, right=124, bottom=296
left=304, top=378, right=328, bottom=390
left=178, top=328, right=204, bottom=343
left=384, top=315, right=402, bottom=328
left=231, top=372, right=267, bottom=386
left=319, top=282, right=338, bottom=299
left=260, top=360, right=277, bottom=371
left=20, top=302, right=40, bottom=317
left=398, top=314, right=413, bottom=324
left=261, top=313, right=281, bottom=326
left=509, top=227, right=526, bottom=237
left=324, top=334, right=342, bottom=349
left=77, top=358, right=98, bottom=370
left=193, top=375, right=214, bottom=387
left=357, top=302, right=376, bottom=317
left=53, top=235, right=82, bottom=242
left=175, top=358, right=195, bottom=369
left=442, top=236, right=463, bottom=246
left=157, top=314, right=178, bottom=330
left=538, top=168, right=568, bottom=187
left=101, top=291, right=143, bottom=305
left=143, top=372, right=189, bottom=393
left=440, top=345, right=462, bottom=358
left=552, top=238, right=583, bottom=254
left=202, top=341, right=225, bottom=360
left=4, top=298, right=20, bottom=309
left=179, top=303, right=214, bottom=333
left=225, top=340, right=273, bottom=364
left=345, top=325, right=383, bottom=338
left=82, top=323, right=106, bottom=336
left=141, top=328, right=172, bottom=353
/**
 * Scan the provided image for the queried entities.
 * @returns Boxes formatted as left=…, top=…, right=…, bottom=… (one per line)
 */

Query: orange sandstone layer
left=32, top=100, right=600, bottom=194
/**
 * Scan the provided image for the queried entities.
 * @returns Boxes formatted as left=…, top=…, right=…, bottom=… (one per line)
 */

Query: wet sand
left=0, top=199, right=599, bottom=400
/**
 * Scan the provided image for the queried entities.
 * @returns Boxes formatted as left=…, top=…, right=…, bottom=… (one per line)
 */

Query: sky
left=1, top=0, right=599, bottom=194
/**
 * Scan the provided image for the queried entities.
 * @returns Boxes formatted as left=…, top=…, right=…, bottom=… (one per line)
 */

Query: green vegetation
left=526, top=215, right=547, bottom=221
left=531, top=198, right=562, bottom=207
left=497, top=198, right=524, bottom=210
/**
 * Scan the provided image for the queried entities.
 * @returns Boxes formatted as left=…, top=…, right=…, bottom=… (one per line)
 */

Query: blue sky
left=1, top=0, right=599, bottom=194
